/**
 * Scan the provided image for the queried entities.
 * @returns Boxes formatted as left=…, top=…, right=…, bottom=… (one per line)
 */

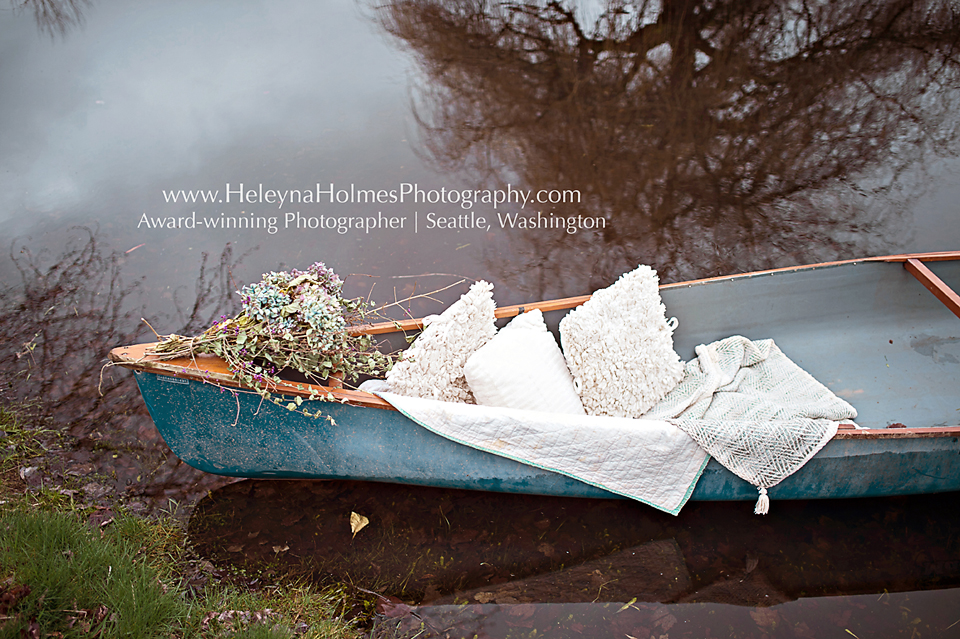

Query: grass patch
left=0, top=495, right=364, bottom=639
left=0, top=507, right=183, bottom=638
left=0, top=404, right=366, bottom=639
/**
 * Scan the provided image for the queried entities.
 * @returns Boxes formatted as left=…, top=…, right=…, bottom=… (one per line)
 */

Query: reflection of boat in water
left=111, top=253, right=960, bottom=502
left=188, top=479, right=960, bottom=637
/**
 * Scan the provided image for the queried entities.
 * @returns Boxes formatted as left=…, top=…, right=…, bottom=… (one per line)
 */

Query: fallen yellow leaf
left=350, top=511, right=369, bottom=538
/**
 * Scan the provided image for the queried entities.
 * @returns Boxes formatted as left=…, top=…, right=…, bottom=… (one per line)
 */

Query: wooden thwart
left=904, top=258, right=960, bottom=320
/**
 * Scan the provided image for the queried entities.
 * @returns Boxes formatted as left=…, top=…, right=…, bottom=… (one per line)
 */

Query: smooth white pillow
left=386, top=280, right=497, bottom=403
left=560, top=264, right=684, bottom=418
left=463, top=309, right=585, bottom=415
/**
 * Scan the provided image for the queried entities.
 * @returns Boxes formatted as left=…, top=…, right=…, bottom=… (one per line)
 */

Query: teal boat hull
left=120, top=255, right=960, bottom=502
left=132, top=368, right=960, bottom=502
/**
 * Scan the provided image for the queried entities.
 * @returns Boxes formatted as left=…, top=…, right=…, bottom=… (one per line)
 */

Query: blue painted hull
left=117, top=255, right=960, bottom=501
left=132, top=368, right=960, bottom=501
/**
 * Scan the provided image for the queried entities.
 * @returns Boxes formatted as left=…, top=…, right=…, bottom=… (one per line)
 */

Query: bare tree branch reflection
left=0, top=228, right=248, bottom=509
left=0, top=228, right=244, bottom=434
left=11, top=0, right=92, bottom=38
left=376, top=0, right=960, bottom=297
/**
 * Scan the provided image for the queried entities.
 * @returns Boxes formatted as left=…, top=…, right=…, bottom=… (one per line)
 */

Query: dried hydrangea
left=151, top=262, right=391, bottom=412
left=241, top=282, right=294, bottom=328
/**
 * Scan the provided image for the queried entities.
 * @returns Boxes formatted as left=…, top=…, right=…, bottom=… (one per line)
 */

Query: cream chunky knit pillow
left=559, top=265, right=684, bottom=417
left=386, top=280, right=497, bottom=403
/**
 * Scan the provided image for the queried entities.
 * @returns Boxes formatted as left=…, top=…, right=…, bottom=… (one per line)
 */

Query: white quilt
left=371, top=336, right=858, bottom=515
left=374, top=390, right=709, bottom=515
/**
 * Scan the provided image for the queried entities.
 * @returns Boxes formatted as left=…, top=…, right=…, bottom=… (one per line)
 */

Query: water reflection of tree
left=1, top=228, right=245, bottom=429
left=12, top=0, right=91, bottom=38
left=0, top=228, right=243, bottom=507
left=377, top=0, right=960, bottom=297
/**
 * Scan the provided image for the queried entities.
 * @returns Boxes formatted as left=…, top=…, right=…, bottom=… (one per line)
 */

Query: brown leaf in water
left=350, top=512, right=369, bottom=538
left=280, top=513, right=303, bottom=527
left=651, top=608, right=677, bottom=631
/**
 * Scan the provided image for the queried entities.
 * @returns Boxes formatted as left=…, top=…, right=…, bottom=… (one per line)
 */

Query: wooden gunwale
left=348, top=251, right=960, bottom=335
left=109, top=251, right=960, bottom=440
left=109, top=342, right=394, bottom=409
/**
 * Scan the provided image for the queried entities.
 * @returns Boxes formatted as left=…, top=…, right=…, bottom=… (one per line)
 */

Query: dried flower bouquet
left=148, top=262, right=392, bottom=412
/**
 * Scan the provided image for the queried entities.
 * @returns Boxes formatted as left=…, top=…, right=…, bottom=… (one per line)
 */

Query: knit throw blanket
left=643, top=336, right=859, bottom=513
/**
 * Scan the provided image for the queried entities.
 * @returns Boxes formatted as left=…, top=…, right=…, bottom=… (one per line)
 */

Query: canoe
left=109, top=252, right=960, bottom=502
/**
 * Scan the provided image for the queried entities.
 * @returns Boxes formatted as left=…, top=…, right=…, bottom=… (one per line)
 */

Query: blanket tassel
left=754, top=488, right=769, bottom=515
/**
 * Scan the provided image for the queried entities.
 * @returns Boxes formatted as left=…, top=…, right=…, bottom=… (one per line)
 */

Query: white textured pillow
left=464, top=309, right=585, bottom=415
left=560, top=264, right=684, bottom=417
left=386, top=280, right=497, bottom=403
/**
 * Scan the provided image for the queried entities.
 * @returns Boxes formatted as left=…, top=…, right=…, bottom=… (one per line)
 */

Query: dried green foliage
left=149, top=263, right=393, bottom=412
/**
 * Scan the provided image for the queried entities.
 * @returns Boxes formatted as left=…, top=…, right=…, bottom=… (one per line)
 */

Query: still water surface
left=4, top=0, right=960, bottom=296
left=189, top=480, right=960, bottom=638
left=2, top=0, right=960, bottom=635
